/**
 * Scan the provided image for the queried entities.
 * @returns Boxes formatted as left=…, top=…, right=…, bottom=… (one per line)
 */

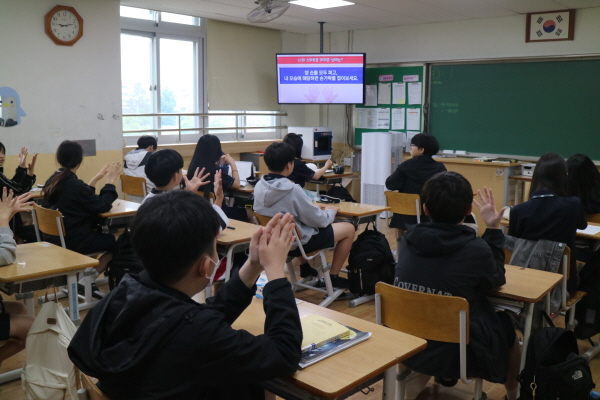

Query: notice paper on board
left=365, top=85, right=377, bottom=106
left=378, top=83, right=391, bottom=104
left=392, top=82, right=406, bottom=104
left=377, top=108, right=391, bottom=129
left=392, top=108, right=405, bottom=130
left=406, top=108, right=421, bottom=131
left=408, top=82, right=422, bottom=105
left=355, top=108, right=378, bottom=129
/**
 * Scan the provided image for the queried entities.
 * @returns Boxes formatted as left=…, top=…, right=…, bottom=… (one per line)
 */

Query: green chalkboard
left=429, top=59, right=600, bottom=160
left=354, top=66, right=424, bottom=146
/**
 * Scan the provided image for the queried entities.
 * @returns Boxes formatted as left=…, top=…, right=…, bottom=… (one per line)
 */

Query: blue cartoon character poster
left=0, top=87, right=26, bottom=127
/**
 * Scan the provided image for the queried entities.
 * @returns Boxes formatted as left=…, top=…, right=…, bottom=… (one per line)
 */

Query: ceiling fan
left=247, top=0, right=290, bottom=23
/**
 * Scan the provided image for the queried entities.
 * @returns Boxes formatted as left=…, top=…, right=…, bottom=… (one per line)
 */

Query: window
left=120, top=7, right=284, bottom=144
left=120, top=7, right=205, bottom=145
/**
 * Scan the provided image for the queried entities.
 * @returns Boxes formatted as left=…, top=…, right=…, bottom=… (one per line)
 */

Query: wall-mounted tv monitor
left=277, top=53, right=366, bottom=104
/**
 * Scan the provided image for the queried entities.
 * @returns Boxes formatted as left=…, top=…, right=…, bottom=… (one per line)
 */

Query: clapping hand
left=0, top=188, right=34, bottom=227
left=248, top=213, right=295, bottom=280
left=105, top=162, right=122, bottom=185
left=213, top=169, right=224, bottom=207
left=183, top=167, right=210, bottom=192
left=473, top=187, right=506, bottom=230
left=18, top=147, right=38, bottom=176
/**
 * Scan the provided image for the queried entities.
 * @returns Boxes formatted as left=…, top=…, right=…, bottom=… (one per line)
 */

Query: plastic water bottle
left=589, top=391, right=600, bottom=399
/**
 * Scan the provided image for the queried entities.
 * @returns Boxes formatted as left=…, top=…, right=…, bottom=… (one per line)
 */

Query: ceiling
left=121, top=0, right=600, bottom=34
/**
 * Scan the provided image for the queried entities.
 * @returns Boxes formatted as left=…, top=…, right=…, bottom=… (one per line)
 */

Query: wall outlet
left=344, top=157, right=353, bottom=167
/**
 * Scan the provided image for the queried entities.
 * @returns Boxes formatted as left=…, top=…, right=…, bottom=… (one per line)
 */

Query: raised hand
left=473, top=187, right=506, bottom=230
left=18, top=147, right=28, bottom=168
left=213, top=169, right=224, bottom=207
left=183, top=167, right=210, bottom=192
left=27, top=153, right=38, bottom=177
left=324, top=159, right=333, bottom=169
left=105, top=162, right=123, bottom=185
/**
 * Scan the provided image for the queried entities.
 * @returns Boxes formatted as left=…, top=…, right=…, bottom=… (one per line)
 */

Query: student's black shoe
left=315, top=275, right=350, bottom=289
left=300, top=263, right=319, bottom=278
left=434, top=377, right=458, bottom=387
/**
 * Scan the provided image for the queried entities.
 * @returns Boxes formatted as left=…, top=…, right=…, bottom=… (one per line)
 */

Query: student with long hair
left=567, top=153, right=600, bottom=215
left=187, top=134, right=240, bottom=195
left=508, top=152, right=587, bottom=294
left=43, top=141, right=122, bottom=296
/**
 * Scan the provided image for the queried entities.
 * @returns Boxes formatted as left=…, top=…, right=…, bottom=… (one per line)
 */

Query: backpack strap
left=542, top=310, right=556, bottom=328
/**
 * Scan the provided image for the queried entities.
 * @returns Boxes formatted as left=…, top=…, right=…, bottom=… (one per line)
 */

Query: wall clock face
left=45, top=5, right=84, bottom=46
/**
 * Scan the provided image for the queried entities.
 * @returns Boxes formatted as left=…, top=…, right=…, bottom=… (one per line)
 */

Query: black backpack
left=346, top=222, right=395, bottom=295
left=326, top=183, right=356, bottom=203
left=519, top=325, right=594, bottom=400
left=105, top=229, right=144, bottom=290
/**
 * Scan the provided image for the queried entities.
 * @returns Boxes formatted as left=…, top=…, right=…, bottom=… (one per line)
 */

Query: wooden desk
left=232, top=298, right=427, bottom=399
left=488, top=264, right=562, bottom=371
left=216, top=219, right=259, bottom=282
left=0, top=242, right=99, bottom=321
left=98, top=199, right=141, bottom=219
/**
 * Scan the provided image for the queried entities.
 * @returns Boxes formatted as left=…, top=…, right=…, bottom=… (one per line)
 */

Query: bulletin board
left=354, top=66, right=425, bottom=146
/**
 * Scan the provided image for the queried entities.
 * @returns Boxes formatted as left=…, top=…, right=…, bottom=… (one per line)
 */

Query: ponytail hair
left=44, top=141, right=83, bottom=202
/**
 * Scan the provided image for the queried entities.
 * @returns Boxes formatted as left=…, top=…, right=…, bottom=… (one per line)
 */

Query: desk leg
left=16, top=292, right=35, bottom=316
left=0, top=368, right=22, bottom=384
left=520, top=302, right=535, bottom=371
left=383, top=365, right=396, bottom=400
left=67, top=272, right=80, bottom=324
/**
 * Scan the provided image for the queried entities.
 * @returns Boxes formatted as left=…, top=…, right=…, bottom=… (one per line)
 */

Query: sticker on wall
left=0, top=87, right=26, bottom=127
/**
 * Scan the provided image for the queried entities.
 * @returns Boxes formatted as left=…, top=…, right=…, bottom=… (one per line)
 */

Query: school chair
left=119, top=175, right=147, bottom=201
left=375, top=282, right=483, bottom=400
left=505, top=245, right=586, bottom=330
left=253, top=212, right=345, bottom=308
left=384, top=191, right=421, bottom=226
left=80, top=374, right=111, bottom=400
left=31, top=204, right=104, bottom=311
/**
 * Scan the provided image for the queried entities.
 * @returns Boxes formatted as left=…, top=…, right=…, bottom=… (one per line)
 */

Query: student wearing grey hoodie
left=254, top=142, right=355, bottom=289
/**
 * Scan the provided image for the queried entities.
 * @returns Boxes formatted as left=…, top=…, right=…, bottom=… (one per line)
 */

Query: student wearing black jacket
left=395, top=172, right=520, bottom=400
left=0, top=143, right=37, bottom=194
left=43, top=141, right=121, bottom=290
left=385, top=134, right=446, bottom=247
left=68, top=191, right=302, bottom=400
left=567, top=153, right=600, bottom=215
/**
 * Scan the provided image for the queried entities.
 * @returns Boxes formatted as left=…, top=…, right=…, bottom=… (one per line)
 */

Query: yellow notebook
left=300, top=315, right=351, bottom=353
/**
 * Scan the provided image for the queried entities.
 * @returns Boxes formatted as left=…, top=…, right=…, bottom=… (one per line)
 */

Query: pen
left=227, top=226, right=236, bottom=230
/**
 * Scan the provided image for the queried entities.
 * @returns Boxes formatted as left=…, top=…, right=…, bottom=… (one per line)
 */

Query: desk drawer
left=0, top=276, right=67, bottom=295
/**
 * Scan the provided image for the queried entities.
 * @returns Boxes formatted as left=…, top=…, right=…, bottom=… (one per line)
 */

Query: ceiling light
left=290, top=0, right=355, bottom=10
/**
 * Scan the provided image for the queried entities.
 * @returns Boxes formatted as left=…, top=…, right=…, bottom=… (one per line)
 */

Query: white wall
left=0, top=0, right=123, bottom=155
left=284, top=7, right=600, bottom=143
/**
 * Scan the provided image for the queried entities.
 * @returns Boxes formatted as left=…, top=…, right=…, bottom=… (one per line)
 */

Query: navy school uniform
left=385, top=155, right=446, bottom=229
left=508, top=190, right=587, bottom=294
left=286, top=159, right=316, bottom=188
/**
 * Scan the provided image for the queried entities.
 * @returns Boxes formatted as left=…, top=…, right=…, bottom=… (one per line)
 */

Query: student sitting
left=567, top=153, right=600, bottom=215
left=143, top=148, right=228, bottom=227
left=254, top=142, right=355, bottom=288
left=385, top=133, right=446, bottom=245
left=282, top=132, right=332, bottom=188
left=123, top=135, right=158, bottom=202
left=68, top=191, right=302, bottom=400
left=0, top=188, right=34, bottom=367
left=0, top=143, right=37, bottom=194
left=188, top=134, right=240, bottom=193
left=43, top=141, right=122, bottom=297
left=509, top=152, right=587, bottom=294
left=395, top=172, right=520, bottom=400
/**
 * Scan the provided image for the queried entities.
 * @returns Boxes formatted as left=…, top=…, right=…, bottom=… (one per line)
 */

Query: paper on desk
left=236, top=161, right=254, bottom=185
left=365, top=85, right=377, bottom=106
left=377, top=108, right=391, bottom=130
left=378, top=83, right=391, bottom=104
left=392, top=82, right=406, bottom=104
left=408, top=82, right=422, bottom=105
left=391, top=108, right=405, bottom=130
left=578, top=225, right=600, bottom=236
left=406, top=108, right=421, bottom=131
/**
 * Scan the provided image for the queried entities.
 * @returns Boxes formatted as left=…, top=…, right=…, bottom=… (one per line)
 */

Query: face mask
left=207, top=256, right=220, bottom=287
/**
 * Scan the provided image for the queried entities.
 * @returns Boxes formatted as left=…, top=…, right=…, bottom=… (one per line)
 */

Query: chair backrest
left=120, top=175, right=147, bottom=198
left=253, top=212, right=273, bottom=227
left=32, top=204, right=66, bottom=248
left=375, top=282, right=469, bottom=344
left=82, top=374, right=111, bottom=400
left=384, top=191, right=421, bottom=221
left=588, top=213, right=600, bottom=224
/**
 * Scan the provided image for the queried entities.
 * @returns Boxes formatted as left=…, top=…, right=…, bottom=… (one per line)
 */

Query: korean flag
left=529, top=12, right=571, bottom=41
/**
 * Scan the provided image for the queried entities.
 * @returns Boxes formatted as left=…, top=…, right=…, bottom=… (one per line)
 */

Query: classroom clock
left=45, top=5, right=84, bottom=46
left=526, top=10, right=574, bottom=42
